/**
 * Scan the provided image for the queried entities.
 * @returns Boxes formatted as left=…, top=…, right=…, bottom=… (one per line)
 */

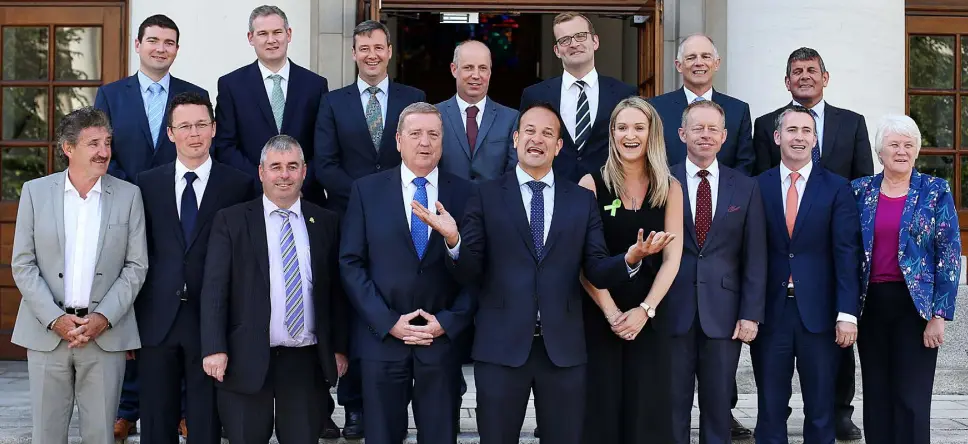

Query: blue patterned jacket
left=851, top=170, right=961, bottom=320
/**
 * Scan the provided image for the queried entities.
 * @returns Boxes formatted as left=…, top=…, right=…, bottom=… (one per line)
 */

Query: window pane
left=909, top=95, right=955, bottom=148
left=909, top=35, right=955, bottom=89
left=2, top=88, right=49, bottom=141
left=54, top=27, right=102, bottom=81
left=53, top=87, right=97, bottom=129
left=916, top=155, right=955, bottom=190
left=2, top=147, right=47, bottom=201
left=2, top=27, right=49, bottom=80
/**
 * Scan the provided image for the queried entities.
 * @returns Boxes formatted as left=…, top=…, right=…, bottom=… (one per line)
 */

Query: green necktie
left=365, top=86, right=383, bottom=151
left=269, top=74, right=284, bottom=132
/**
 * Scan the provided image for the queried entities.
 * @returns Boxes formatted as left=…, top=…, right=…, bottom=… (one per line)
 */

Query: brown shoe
left=114, top=418, right=137, bottom=440
left=178, top=418, right=188, bottom=438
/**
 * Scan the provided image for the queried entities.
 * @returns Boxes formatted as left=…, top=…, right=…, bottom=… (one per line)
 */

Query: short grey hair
left=259, top=134, right=304, bottom=165
left=774, top=105, right=817, bottom=134
left=248, top=5, right=289, bottom=33
left=452, top=40, right=491, bottom=66
left=786, top=47, right=827, bottom=78
left=397, top=102, right=442, bottom=134
left=56, top=106, right=111, bottom=151
left=874, top=115, right=922, bottom=163
left=676, top=34, right=720, bottom=62
left=353, top=20, right=391, bottom=48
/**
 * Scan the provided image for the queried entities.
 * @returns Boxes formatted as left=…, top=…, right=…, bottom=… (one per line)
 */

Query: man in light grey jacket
left=11, top=106, right=148, bottom=444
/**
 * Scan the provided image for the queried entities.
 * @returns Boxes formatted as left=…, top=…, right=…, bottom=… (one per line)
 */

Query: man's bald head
left=451, top=40, right=492, bottom=104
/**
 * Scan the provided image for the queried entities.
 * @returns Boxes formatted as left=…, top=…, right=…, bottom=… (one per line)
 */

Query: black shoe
left=836, top=417, right=863, bottom=440
left=320, top=416, right=340, bottom=439
left=534, top=426, right=540, bottom=438
left=342, top=410, right=364, bottom=440
left=731, top=415, right=752, bottom=440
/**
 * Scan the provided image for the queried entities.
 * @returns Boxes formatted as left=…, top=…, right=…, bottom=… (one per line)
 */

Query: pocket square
left=727, top=205, right=741, bottom=213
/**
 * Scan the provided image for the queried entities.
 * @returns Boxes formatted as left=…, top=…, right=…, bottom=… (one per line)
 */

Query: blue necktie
left=180, top=172, right=198, bottom=244
left=146, top=82, right=165, bottom=148
left=526, top=181, right=548, bottom=258
left=810, top=109, right=821, bottom=165
left=411, top=177, right=429, bottom=259
left=274, top=209, right=305, bottom=338
left=692, top=96, right=705, bottom=103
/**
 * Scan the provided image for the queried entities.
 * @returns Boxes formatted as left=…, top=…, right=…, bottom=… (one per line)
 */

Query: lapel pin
left=604, top=198, right=622, bottom=217
left=309, top=217, right=315, bottom=224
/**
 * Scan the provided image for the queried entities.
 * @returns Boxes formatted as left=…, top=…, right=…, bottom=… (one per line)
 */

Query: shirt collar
left=64, top=174, right=103, bottom=196
left=791, top=99, right=826, bottom=120
left=455, top=94, right=487, bottom=116
left=684, top=157, right=719, bottom=179
left=174, top=156, right=213, bottom=184
left=262, top=194, right=303, bottom=219
left=137, top=70, right=171, bottom=93
left=562, top=68, right=599, bottom=91
left=779, top=159, right=813, bottom=183
left=684, top=86, right=713, bottom=104
left=258, top=59, right=291, bottom=82
left=515, top=164, right=555, bottom=189
left=400, top=163, right=439, bottom=189
left=357, top=75, right=390, bottom=96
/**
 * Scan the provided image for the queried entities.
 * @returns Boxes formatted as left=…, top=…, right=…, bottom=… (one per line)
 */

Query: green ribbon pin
left=604, top=198, right=622, bottom=217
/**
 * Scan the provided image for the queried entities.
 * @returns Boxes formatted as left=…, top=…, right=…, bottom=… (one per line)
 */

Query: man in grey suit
left=436, top=40, right=518, bottom=183
left=10, top=107, right=148, bottom=444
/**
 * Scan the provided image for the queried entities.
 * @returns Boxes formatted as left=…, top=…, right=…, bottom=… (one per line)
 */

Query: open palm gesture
left=411, top=201, right=459, bottom=247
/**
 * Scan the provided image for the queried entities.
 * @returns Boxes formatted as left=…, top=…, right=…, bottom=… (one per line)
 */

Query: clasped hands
left=52, top=313, right=110, bottom=349
left=390, top=309, right=445, bottom=346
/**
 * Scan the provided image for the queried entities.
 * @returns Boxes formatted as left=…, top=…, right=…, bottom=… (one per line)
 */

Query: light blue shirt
left=357, top=75, right=390, bottom=127
left=137, top=70, right=171, bottom=116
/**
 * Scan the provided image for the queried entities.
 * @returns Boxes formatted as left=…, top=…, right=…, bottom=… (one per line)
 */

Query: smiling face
left=451, top=41, right=491, bottom=104
left=675, top=35, right=720, bottom=92
left=248, top=14, right=291, bottom=66
left=167, top=103, right=214, bottom=165
left=879, top=132, right=918, bottom=176
left=679, top=106, right=726, bottom=167
left=774, top=110, right=818, bottom=171
left=552, top=16, right=599, bottom=71
left=396, top=112, right=443, bottom=176
left=135, top=26, right=178, bottom=75
left=514, top=107, right=564, bottom=175
left=785, top=58, right=828, bottom=106
left=259, top=147, right=306, bottom=205
left=611, top=107, right=650, bottom=164
left=353, top=29, right=392, bottom=85
left=65, top=126, right=112, bottom=179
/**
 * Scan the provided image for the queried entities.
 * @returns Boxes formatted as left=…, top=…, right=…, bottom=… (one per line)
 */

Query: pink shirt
left=870, top=193, right=906, bottom=283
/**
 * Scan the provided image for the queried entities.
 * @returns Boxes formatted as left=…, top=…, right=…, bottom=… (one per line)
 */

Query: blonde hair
left=601, top=96, right=673, bottom=208
left=553, top=12, right=595, bottom=35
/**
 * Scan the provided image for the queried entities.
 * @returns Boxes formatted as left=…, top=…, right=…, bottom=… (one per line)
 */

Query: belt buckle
left=66, top=307, right=89, bottom=317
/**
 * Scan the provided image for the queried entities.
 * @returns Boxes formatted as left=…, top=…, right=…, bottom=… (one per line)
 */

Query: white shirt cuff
left=446, top=236, right=461, bottom=260
left=837, top=313, right=858, bottom=324
left=627, top=261, right=641, bottom=277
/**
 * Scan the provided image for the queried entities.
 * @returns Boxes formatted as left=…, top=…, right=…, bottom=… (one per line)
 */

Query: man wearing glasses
left=134, top=92, right=257, bottom=444
left=519, top=11, right=637, bottom=184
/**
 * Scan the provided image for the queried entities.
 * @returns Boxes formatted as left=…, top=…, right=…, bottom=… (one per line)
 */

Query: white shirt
left=684, top=158, right=720, bottom=223
left=63, top=176, right=103, bottom=308
left=357, top=75, right=390, bottom=126
left=258, top=59, right=290, bottom=101
left=455, top=95, right=487, bottom=131
left=778, top=161, right=856, bottom=325
left=174, top=157, right=212, bottom=217
left=560, top=69, right=600, bottom=142
left=792, top=99, right=826, bottom=152
left=263, top=196, right=316, bottom=347
left=401, top=164, right=438, bottom=238
left=684, top=86, right=713, bottom=104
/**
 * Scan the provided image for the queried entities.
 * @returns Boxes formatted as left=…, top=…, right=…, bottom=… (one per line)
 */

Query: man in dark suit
left=93, top=14, right=205, bottom=438
left=135, top=92, right=256, bottom=444
left=201, top=135, right=349, bottom=444
left=316, top=20, right=427, bottom=214
left=341, top=102, right=474, bottom=444
left=752, top=106, right=861, bottom=444
left=418, top=103, right=663, bottom=444
left=436, top=40, right=518, bottom=182
left=751, top=48, right=872, bottom=439
left=519, top=12, right=636, bottom=184
left=214, top=5, right=329, bottom=206
left=658, top=100, right=766, bottom=444
left=650, top=34, right=755, bottom=176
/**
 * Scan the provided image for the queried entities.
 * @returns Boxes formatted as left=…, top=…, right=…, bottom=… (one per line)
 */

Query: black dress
left=582, top=170, right=673, bottom=444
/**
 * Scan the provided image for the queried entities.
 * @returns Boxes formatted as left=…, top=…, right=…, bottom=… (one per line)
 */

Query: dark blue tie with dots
left=527, top=180, right=548, bottom=259
left=810, top=109, right=821, bottom=165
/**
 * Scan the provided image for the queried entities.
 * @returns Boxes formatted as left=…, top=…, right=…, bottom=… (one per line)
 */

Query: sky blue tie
left=274, top=209, right=304, bottom=338
left=810, top=109, right=821, bottom=165
left=692, top=96, right=705, bottom=103
left=146, top=83, right=165, bottom=148
left=527, top=181, right=547, bottom=258
left=411, top=177, right=429, bottom=259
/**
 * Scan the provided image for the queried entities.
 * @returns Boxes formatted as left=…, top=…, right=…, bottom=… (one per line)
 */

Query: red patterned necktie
left=695, top=170, right=712, bottom=248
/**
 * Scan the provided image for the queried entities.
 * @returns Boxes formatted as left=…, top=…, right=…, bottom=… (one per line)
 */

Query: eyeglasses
left=171, top=122, right=212, bottom=134
left=556, top=32, right=591, bottom=47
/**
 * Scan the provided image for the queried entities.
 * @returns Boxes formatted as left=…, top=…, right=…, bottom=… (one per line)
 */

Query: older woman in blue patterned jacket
left=850, top=114, right=961, bottom=444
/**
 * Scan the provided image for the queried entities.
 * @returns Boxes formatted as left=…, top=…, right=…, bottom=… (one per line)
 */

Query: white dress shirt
left=401, top=164, right=438, bottom=238
left=455, top=95, right=486, bottom=131
left=560, top=69, right=600, bottom=142
left=792, top=99, right=826, bottom=152
left=778, top=161, right=856, bottom=325
left=258, top=59, right=290, bottom=101
left=63, top=176, right=103, bottom=308
left=684, top=158, right=720, bottom=223
left=174, top=157, right=212, bottom=216
left=684, top=86, right=713, bottom=104
left=357, top=75, right=390, bottom=126
left=263, top=196, right=317, bottom=347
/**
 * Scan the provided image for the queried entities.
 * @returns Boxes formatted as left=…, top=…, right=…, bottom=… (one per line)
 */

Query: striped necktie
left=274, top=209, right=305, bottom=338
left=574, top=80, right=590, bottom=151
left=146, top=83, right=165, bottom=148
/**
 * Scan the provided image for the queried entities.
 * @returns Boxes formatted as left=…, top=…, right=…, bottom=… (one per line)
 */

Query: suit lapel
left=422, top=175, right=449, bottom=264
left=246, top=200, right=271, bottom=289
left=248, top=61, right=277, bottom=131
left=673, top=165, right=698, bottom=250
left=161, top=163, right=186, bottom=250
left=821, top=105, right=840, bottom=165
left=898, top=170, right=922, bottom=253
left=443, top=97, right=472, bottom=160
left=300, top=199, right=320, bottom=277
left=382, top=82, right=407, bottom=153
left=791, top=168, right=822, bottom=241
left=51, top=172, right=67, bottom=253
left=126, top=75, right=154, bottom=149
left=344, top=86, right=378, bottom=160
left=474, top=99, right=499, bottom=156
left=501, top=174, right=538, bottom=260
left=94, top=177, right=115, bottom=267
left=185, top=165, right=224, bottom=251
left=704, top=168, right=734, bottom=250
left=762, top=168, right=787, bottom=245
left=540, top=181, right=566, bottom=262
left=279, top=61, right=300, bottom=133
left=590, top=78, right=613, bottom=134
left=386, top=169, right=420, bottom=259
left=861, top=175, right=881, bottom=260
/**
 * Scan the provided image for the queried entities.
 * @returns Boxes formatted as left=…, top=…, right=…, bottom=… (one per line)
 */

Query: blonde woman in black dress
left=578, top=96, right=684, bottom=443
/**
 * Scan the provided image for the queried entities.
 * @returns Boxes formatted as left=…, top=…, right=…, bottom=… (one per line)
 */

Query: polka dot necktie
left=695, top=170, right=712, bottom=248
left=411, top=177, right=429, bottom=259
left=526, top=180, right=548, bottom=258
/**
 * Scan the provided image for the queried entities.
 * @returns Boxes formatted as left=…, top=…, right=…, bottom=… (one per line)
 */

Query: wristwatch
left=639, top=302, right=656, bottom=318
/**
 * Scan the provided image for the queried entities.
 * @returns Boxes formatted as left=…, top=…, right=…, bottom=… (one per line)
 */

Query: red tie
left=695, top=170, right=712, bottom=248
left=466, top=105, right=479, bottom=156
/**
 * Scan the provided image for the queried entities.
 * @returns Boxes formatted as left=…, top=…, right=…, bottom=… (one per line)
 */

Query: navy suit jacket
left=340, top=167, right=475, bottom=362
left=519, top=75, right=636, bottom=183
left=134, top=161, right=257, bottom=346
left=213, top=60, right=329, bottom=204
left=655, top=163, right=767, bottom=338
left=315, top=81, right=426, bottom=214
left=755, top=166, right=862, bottom=333
left=649, top=88, right=755, bottom=175
left=436, top=95, right=518, bottom=182
left=95, top=74, right=208, bottom=182
left=452, top=172, right=632, bottom=368
left=752, top=102, right=874, bottom=179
